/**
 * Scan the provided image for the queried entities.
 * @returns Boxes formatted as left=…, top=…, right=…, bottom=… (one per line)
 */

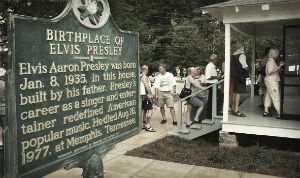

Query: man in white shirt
left=154, top=64, right=177, bottom=125
left=205, top=54, right=222, bottom=84
left=205, top=54, right=223, bottom=118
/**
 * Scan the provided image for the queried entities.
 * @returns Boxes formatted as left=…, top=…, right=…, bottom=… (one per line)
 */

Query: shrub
left=208, top=147, right=228, bottom=164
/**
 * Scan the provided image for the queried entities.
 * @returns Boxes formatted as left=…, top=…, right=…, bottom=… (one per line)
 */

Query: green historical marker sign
left=4, top=0, right=140, bottom=177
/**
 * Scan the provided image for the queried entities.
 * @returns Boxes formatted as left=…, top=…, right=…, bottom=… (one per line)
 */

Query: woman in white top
left=185, top=67, right=207, bottom=126
left=263, top=48, right=285, bottom=119
left=140, top=65, right=156, bottom=132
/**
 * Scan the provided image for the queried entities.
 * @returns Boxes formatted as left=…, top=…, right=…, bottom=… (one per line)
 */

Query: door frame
left=281, top=25, right=300, bottom=117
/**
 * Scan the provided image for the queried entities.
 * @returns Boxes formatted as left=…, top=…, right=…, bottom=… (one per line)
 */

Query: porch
left=201, top=0, right=300, bottom=140
left=168, top=81, right=224, bottom=140
left=223, top=96, right=300, bottom=139
left=168, top=0, right=300, bottom=140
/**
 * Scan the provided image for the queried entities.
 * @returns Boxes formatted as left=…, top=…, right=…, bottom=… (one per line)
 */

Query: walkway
left=44, top=104, right=280, bottom=178
left=44, top=105, right=176, bottom=178
left=46, top=154, right=279, bottom=178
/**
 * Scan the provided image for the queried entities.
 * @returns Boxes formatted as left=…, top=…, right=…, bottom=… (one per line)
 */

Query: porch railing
left=176, top=79, right=224, bottom=134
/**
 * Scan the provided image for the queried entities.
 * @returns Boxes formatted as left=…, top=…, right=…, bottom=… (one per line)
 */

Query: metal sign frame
left=4, top=1, right=140, bottom=177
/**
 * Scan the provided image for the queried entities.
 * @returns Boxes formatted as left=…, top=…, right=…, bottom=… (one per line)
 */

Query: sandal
left=263, top=112, right=271, bottom=117
left=276, top=114, right=281, bottom=119
left=232, top=111, right=246, bottom=117
left=193, top=120, right=201, bottom=123
left=186, top=122, right=194, bottom=127
left=145, top=126, right=156, bottom=132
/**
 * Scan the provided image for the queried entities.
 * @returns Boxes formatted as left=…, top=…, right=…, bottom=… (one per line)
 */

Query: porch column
left=223, top=23, right=231, bottom=122
left=251, top=36, right=256, bottom=97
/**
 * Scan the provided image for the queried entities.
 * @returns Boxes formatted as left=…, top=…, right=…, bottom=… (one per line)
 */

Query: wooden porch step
left=186, top=119, right=216, bottom=130
left=168, top=118, right=222, bottom=140
left=190, top=123, right=202, bottom=129
left=201, top=119, right=214, bottom=125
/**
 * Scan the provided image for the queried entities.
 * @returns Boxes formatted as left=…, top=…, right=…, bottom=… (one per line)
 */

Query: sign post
left=4, top=0, right=140, bottom=177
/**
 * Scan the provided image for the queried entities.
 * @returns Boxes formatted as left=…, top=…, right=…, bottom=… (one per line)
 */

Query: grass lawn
left=126, top=135, right=300, bottom=178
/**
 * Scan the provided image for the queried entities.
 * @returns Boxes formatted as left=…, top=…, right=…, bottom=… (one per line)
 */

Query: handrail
left=176, top=79, right=224, bottom=103
left=176, top=79, right=224, bottom=134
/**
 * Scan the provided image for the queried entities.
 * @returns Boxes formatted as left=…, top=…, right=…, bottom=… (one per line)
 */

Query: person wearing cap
left=205, top=54, right=223, bottom=119
left=230, top=44, right=249, bottom=117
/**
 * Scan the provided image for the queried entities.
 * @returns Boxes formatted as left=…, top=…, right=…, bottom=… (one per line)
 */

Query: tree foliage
left=0, top=0, right=282, bottom=74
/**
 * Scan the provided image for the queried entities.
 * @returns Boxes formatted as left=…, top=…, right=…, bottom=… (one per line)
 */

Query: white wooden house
left=170, top=0, right=300, bottom=140
left=202, top=0, right=300, bottom=139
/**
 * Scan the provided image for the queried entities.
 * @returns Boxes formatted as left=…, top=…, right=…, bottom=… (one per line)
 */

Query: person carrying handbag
left=185, top=67, right=207, bottom=127
left=179, top=79, right=192, bottom=101
left=140, top=65, right=156, bottom=132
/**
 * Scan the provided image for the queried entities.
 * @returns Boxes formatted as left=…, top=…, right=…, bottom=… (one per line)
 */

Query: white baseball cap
left=0, top=68, right=6, bottom=77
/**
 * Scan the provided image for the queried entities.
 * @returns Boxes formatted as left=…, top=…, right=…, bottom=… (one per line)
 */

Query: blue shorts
left=188, top=91, right=207, bottom=107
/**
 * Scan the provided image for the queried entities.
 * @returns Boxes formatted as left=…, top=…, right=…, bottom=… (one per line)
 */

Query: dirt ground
left=126, top=134, right=300, bottom=178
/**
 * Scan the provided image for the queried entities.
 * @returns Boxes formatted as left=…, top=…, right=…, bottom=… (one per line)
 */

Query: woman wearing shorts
left=185, top=67, right=207, bottom=127
left=140, top=65, right=156, bottom=132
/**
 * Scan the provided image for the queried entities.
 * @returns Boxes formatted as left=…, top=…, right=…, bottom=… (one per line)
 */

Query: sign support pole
left=82, top=154, right=104, bottom=178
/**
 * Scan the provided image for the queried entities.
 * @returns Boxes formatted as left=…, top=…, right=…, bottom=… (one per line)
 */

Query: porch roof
left=203, top=0, right=295, bottom=8
left=201, top=0, right=300, bottom=36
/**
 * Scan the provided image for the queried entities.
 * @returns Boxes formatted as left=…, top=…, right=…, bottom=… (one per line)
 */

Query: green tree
left=0, top=0, right=67, bottom=66
left=0, top=0, right=283, bottom=73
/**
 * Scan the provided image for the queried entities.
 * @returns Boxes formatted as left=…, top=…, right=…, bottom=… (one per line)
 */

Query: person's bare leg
left=186, top=105, right=192, bottom=125
left=276, top=109, right=280, bottom=115
left=170, top=107, right=176, bottom=122
left=228, top=94, right=233, bottom=112
left=160, top=107, right=166, bottom=120
left=264, top=107, right=269, bottom=113
left=142, top=110, right=147, bottom=127
left=264, top=90, right=271, bottom=114
left=194, top=103, right=205, bottom=122
left=231, top=93, right=236, bottom=111
left=260, top=94, right=264, bottom=106
left=146, top=109, right=153, bottom=121
left=146, top=109, right=153, bottom=128
left=234, top=93, right=241, bottom=112
left=183, top=103, right=187, bottom=124
left=146, top=110, right=153, bottom=126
